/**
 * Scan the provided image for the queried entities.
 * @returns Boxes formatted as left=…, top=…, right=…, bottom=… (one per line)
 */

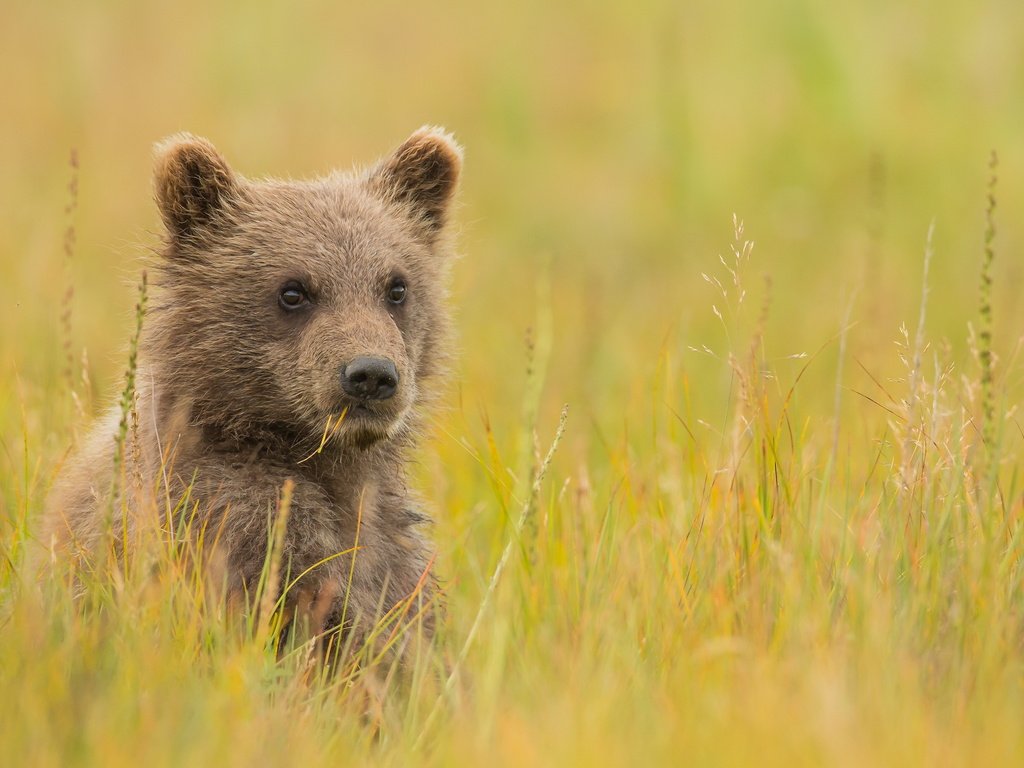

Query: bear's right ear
left=153, top=134, right=238, bottom=242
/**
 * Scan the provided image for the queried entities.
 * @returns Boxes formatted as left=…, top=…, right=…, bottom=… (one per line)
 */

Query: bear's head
left=148, top=128, right=462, bottom=453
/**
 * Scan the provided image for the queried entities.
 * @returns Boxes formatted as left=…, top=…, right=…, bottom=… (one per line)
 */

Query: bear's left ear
left=368, top=126, right=463, bottom=240
left=154, top=134, right=239, bottom=243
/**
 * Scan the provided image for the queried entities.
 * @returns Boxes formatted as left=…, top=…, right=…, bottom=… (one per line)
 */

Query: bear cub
left=45, top=127, right=463, bottom=658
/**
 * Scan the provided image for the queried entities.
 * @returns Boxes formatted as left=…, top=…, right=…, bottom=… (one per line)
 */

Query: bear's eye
left=278, top=282, right=309, bottom=311
left=387, top=278, right=407, bottom=306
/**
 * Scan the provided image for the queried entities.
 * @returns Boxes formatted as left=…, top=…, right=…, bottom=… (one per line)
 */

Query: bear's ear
left=368, top=126, right=463, bottom=239
left=153, top=134, right=238, bottom=241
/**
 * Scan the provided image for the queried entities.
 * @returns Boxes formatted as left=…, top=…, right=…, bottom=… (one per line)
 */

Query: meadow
left=2, top=1, right=1024, bottom=765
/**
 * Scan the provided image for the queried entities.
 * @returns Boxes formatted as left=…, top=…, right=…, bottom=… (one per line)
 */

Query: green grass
left=2, top=1, right=1024, bottom=765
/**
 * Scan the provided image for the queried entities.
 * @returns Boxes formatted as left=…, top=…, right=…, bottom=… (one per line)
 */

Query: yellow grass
left=2, top=1, right=1023, bottom=765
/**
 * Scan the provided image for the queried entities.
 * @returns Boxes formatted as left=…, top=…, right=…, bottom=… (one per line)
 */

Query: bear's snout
left=340, top=356, right=400, bottom=401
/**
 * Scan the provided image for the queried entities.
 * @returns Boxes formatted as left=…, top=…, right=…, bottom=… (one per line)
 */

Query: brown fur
left=43, top=127, right=463, bottom=659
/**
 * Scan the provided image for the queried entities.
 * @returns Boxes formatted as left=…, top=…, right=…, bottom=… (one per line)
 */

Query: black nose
left=341, top=356, right=399, bottom=401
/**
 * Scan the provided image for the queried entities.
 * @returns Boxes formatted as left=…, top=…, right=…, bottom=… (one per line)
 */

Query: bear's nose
left=341, top=356, right=399, bottom=401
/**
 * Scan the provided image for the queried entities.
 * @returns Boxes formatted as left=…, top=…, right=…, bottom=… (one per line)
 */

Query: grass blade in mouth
left=298, top=406, right=349, bottom=464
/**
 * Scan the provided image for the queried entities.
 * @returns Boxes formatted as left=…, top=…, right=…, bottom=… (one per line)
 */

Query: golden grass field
left=3, top=1, right=1024, bottom=765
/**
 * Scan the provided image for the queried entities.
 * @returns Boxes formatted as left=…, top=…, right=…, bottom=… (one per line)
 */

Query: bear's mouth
left=316, top=398, right=409, bottom=448
left=343, top=400, right=394, bottom=422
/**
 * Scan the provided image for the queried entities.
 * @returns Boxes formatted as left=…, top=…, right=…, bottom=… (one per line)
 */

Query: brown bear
left=43, top=127, right=463, bottom=661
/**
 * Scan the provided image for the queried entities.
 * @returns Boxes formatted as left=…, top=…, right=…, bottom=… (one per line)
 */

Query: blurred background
left=2, top=0, right=1023, bottom=505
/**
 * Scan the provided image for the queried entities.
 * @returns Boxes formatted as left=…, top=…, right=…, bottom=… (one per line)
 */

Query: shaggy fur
left=44, top=127, right=463, bottom=656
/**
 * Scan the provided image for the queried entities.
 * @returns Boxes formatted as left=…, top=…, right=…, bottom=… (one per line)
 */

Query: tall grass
left=3, top=201, right=1022, bottom=765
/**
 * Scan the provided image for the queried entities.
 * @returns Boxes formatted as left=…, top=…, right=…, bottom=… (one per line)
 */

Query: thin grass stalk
left=414, top=404, right=569, bottom=749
